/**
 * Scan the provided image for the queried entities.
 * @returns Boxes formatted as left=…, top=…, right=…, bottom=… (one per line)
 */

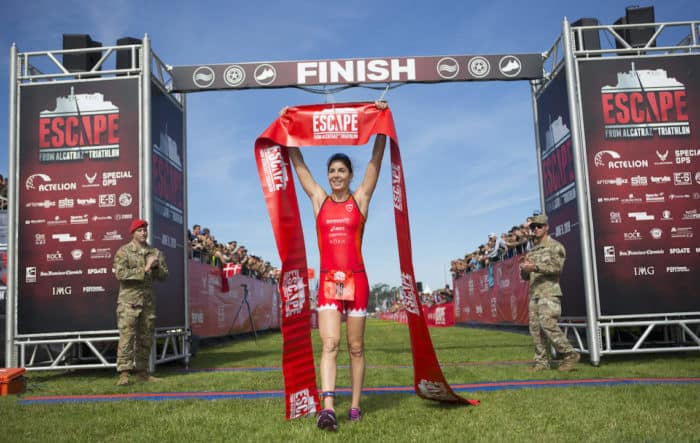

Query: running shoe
left=317, top=409, right=338, bottom=431
left=349, top=407, right=362, bottom=422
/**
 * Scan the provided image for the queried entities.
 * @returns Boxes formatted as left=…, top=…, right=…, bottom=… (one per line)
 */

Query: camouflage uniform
left=521, top=235, right=575, bottom=368
left=114, top=241, right=168, bottom=373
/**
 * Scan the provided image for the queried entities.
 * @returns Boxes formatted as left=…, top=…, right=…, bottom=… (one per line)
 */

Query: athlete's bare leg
left=319, top=309, right=342, bottom=410
left=346, top=315, right=367, bottom=409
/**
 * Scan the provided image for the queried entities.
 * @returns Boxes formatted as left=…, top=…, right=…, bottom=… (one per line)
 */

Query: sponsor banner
left=188, top=261, right=280, bottom=338
left=535, top=67, right=587, bottom=317
left=579, top=56, right=700, bottom=316
left=17, top=78, right=140, bottom=334
left=453, top=257, right=531, bottom=326
left=255, top=103, right=477, bottom=419
left=377, top=302, right=455, bottom=327
left=150, top=82, right=186, bottom=328
left=170, top=53, right=544, bottom=92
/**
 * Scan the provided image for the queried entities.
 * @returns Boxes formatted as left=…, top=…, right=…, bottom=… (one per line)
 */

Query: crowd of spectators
left=450, top=213, right=539, bottom=279
left=420, top=285, right=454, bottom=307
left=188, top=224, right=280, bottom=283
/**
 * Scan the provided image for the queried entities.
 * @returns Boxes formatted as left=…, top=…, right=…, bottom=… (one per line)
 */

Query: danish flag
left=223, top=262, right=242, bottom=278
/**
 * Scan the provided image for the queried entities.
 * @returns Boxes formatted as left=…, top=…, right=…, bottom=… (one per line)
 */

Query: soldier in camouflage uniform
left=114, top=219, right=168, bottom=385
left=519, top=214, right=580, bottom=371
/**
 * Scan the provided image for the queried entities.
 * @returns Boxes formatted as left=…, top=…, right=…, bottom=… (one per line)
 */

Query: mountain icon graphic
left=256, top=68, right=274, bottom=81
left=501, top=59, right=520, bottom=73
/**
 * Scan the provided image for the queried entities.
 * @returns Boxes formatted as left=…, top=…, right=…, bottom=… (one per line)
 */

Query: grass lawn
left=2, top=319, right=699, bottom=442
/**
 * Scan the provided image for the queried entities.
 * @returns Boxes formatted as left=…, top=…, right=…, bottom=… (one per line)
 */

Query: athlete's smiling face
left=327, top=160, right=352, bottom=193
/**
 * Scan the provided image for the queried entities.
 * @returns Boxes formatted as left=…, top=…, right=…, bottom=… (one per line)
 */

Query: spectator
left=449, top=211, right=544, bottom=277
left=186, top=225, right=279, bottom=284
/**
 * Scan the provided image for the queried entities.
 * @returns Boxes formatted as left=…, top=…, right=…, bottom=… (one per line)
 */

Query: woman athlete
left=286, top=101, right=388, bottom=430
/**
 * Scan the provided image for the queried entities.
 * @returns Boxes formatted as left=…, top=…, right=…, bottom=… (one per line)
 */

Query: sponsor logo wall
left=17, top=79, right=140, bottom=333
left=535, top=68, right=587, bottom=317
left=579, top=56, right=700, bottom=316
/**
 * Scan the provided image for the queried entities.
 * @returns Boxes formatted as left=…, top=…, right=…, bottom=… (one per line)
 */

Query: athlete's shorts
left=317, top=270, right=369, bottom=317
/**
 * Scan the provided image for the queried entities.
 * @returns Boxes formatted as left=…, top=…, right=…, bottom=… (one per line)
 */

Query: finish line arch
left=5, top=18, right=699, bottom=409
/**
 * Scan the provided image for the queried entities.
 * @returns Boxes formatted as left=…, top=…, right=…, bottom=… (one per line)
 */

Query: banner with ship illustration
left=534, top=67, right=586, bottom=318
left=17, top=78, right=140, bottom=333
left=578, top=56, right=700, bottom=317
left=150, top=81, right=186, bottom=327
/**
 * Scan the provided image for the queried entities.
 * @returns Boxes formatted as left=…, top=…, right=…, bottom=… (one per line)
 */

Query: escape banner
left=17, top=78, right=140, bottom=333
left=255, top=102, right=479, bottom=419
left=578, top=55, right=700, bottom=316
left=534, top=67, right=586, bottom=317
left=150, top=81, right=186, bottom=328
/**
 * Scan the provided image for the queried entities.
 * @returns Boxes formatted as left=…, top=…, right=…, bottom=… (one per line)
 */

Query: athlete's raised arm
left=288, top=147, right=326, bottom=214
left=354, top=101, right=388, bottom=215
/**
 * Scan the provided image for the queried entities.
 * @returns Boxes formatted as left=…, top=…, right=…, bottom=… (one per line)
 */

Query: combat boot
left=558, top=352, right=581, bottom=372
left=526, top=364, right=550, bottom=372
left=116, top=371, right=130, bottom=386
left=136, top=370, right=162, bottom=382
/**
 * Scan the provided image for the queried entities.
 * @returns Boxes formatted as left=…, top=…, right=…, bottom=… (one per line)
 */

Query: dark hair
left=327, top=153, right=353, bottom=174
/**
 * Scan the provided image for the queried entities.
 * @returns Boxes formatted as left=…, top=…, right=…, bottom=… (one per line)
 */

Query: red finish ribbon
left=255, top=102, right=478, bottom=419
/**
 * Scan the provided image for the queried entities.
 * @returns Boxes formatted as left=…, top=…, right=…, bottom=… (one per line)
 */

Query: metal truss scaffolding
left=6, top=36, right=189, bottom=371
left=532, top=19, right=700, bottom=365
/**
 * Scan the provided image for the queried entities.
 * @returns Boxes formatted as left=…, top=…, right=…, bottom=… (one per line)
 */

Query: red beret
left=129, top=219, right=148, bottom=233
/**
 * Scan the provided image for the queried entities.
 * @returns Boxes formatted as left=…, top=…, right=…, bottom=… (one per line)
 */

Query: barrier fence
left=377, top=302, right=455, bottom=327
left=378, top=256, right=532, bottom=328
left=188, top=261, right=280, bottom=338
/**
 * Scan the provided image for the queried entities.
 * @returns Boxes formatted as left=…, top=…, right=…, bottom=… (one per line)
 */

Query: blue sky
left=2, top=0, right=698, bottom=291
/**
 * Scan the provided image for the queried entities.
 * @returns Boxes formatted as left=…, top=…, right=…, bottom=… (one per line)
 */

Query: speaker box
left=626, top=6, right=656, bottom=48
left=416, top=281, right=423, bottom=293
left=62, top=34, right=102, bottom=73
left=116, top=37, right=142, bottom=72
left=572, top=18, right=601, bottom=53
left=614, top=16, right=628, bottom=50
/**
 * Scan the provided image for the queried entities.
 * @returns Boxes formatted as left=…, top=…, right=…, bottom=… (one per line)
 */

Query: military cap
left=531, top=214, right=549, bottom=225
left=129, top=219, right=148, bottom=233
